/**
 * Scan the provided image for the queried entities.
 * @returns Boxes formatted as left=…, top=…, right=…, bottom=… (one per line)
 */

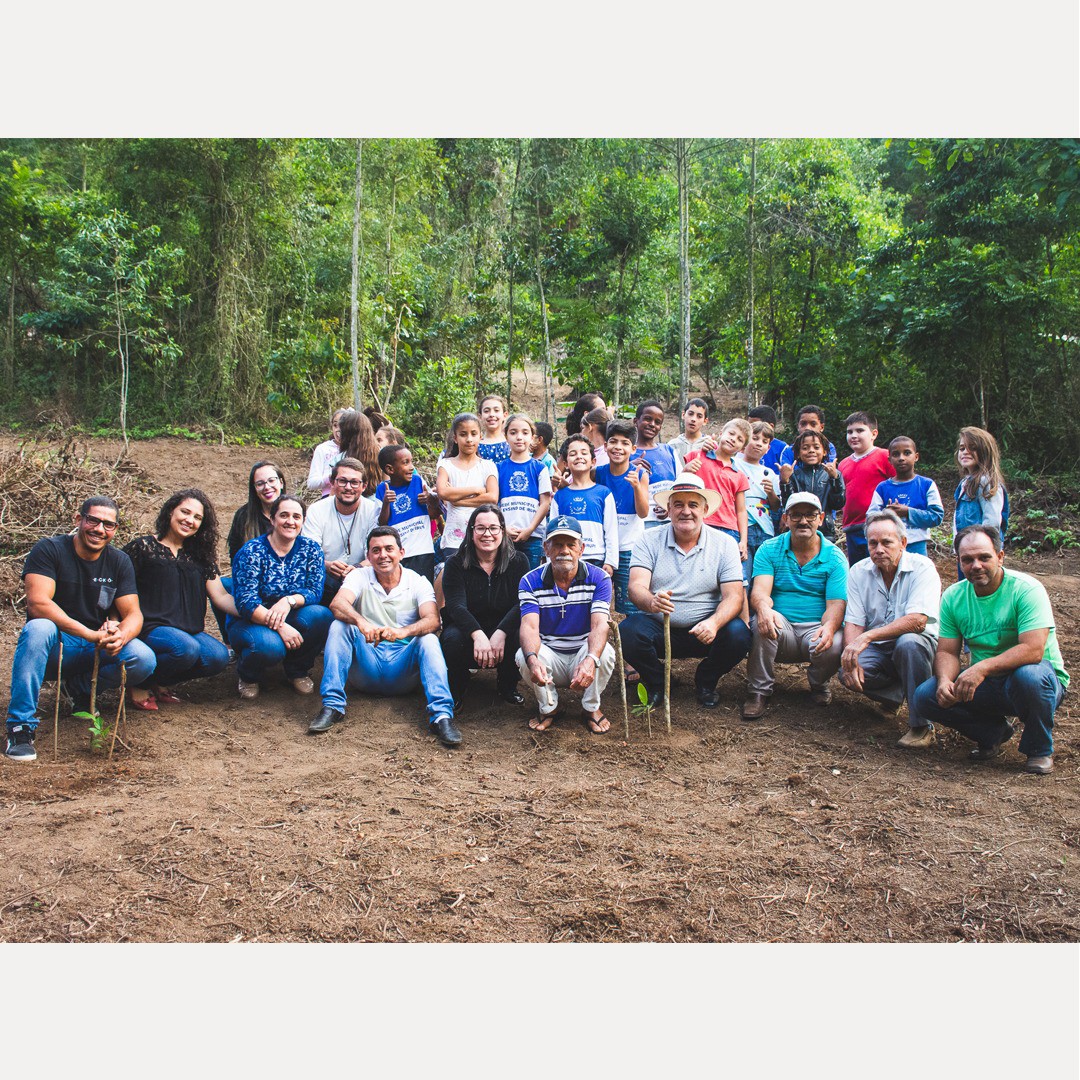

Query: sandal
left=623, top=664, right=640, bottom=684
left=128, top=690, right=159, bottom=712
left=582, top=710, right=611, bottom=735
left=528, top=704, right=564, bottom=732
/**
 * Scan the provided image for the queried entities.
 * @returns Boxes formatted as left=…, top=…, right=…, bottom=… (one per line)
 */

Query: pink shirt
left=686, top=451, right=750, bottom=532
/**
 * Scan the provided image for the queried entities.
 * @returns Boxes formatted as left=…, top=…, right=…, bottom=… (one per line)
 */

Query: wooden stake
left=663, top=612, right=672, bottom=734
left=53, top=639, right=63, bottom=757
left=88, top=647, right=101, bottom=718
left=108, top=664, right=126, bottom=761
left=609, top=618, right=629, bottom=741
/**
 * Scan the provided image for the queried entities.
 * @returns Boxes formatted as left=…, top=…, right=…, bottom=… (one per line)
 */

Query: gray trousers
left=747, top=612, right=843, bottom=695
left=844, top=632, right=936, bottom=727
left=515, top=641, right=616, bottom=715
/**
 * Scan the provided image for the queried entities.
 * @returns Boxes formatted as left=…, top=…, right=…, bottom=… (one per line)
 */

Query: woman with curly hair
left=122, top=489, right=238, bottom=710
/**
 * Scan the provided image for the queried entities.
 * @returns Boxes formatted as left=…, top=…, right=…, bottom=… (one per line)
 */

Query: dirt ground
left=2, top=390, right=1079, bottom=942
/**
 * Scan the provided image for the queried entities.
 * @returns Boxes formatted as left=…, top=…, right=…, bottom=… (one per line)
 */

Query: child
left=307, top=407, right=349, bottom=496
left=436, top=412, right=499, bottom=559
left=580, top=406, right=613, bottom=467
left=498, top=412, right=553, bottom=570
left=953, top=425, right=1008, bottom=539
left=748, top=405, right=788, bottom=472
left=778, top=405, right=837, bottom=467
left=867, top=436, right=944, bottom=556
left=376, top=444, right=438, bottom=582
left=550, top=435, right=618, bottom=575
left=596, top=419, right=650, bottom=614
left=668, top=397, right=714, bottom=468
left=477, top=394, right=511, bottom=464
left=735, top=420, right=782, bottom=579
left=838, top=411, right=895, bottom=564
left=685, top=418, right=752, bottom=559
left=780, top=430, right=846, bottom=541
left=630, top=399, right=680, bottom=526
left=375, top=425, right=406, bottom=449
left=532, top=422, right=557, bottom=475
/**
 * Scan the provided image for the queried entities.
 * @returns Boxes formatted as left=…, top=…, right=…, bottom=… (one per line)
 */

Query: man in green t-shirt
left=912, top=525, right=1068, bottom=775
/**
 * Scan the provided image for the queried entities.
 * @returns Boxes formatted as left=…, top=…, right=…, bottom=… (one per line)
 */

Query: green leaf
left=636, top=682, right=649, bottom=707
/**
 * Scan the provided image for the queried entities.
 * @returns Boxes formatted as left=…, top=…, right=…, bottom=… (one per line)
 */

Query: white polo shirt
left=845, top=551, right=942, bottom=639
left=340, top=565, right=435, bottom=628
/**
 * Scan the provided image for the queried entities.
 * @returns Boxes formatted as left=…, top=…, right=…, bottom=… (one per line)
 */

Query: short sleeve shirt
left=340, top=565, right=435, bottom=628
left=519, top=560, right=611, bottom=653
left=845, top=551, right=941, bottom=640
left=752, top=531, right=849, bottom=624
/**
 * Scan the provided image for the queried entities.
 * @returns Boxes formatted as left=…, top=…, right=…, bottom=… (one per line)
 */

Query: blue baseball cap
left=546, top=515, right=584, bottom=541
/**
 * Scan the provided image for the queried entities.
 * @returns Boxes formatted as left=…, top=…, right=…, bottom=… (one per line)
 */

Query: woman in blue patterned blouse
left=229, top=495, right=334, bottom=700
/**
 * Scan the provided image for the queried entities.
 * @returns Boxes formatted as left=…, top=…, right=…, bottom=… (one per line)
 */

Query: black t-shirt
left=22, top=535, right=138, bottom=630
left=123, top=535, right=219, bottom=636
left=227, top=505, right=273, bottom=563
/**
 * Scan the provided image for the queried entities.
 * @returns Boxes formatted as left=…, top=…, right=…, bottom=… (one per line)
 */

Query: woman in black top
left=440, top=504, right=529, bottom=708
left=227, top=460, right=287, bottom=562
left=123, top=489, right=238, bottom=710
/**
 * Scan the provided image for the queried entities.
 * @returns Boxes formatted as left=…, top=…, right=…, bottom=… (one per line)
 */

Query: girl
left=954, top=425, right=1007, bottom=536
left=779, top=430, right=846, bottom=541
left=565, top=392, right=606, bottom=437
left=306, top=408, right=348, bottom=496
left=550, top=435, right=618, bottom=575
left=498, top=412, right=553, bottom=570
left=580, top=406, right=613, bottom=468
left=336, top=409, right=382, bottom=499
left=477, top=394, right=511, bottom=464
left=375, top=425, right=406, bottom=449
left=123, top=489, right=237, bottom=710
left=436, top=412, right=499, bottom=559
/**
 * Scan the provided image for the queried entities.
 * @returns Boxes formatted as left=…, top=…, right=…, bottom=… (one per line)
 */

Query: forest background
left=2, top=137, right=1079, bottom=478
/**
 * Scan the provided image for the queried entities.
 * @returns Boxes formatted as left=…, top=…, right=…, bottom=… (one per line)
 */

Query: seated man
left=516, top=516, right=616, bottom=733
left=838, top=510, right=941, bottom=747
left=912, top=525, right=1068, bottom=775
left=5, top=496, right=156, bottom=762
left=743, top=492, right=848, bottom=719
left=301, top=457, right=378, bottom=605
left=309, top=526, right=460, bottom=747
left=621, top=473, right=751, bottom=708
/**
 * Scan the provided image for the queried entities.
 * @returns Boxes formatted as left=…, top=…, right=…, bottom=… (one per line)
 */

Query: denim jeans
left=912, top=660, right=1064, bottom=757
left=514, top=537, right=545, bottom=571
left=744, top=521, right=771, bottom=584
left=141, top=626, right=230, bottom=687
left=611, top=549, right=640, bottom=616
left=228, top=605, right=334, bottom=683
left=6, top=618, right=157, bottom=729
left=210, top=575, right=233, bottom=641
left=845, top=527, right=869, bottom=565
left=320, top=620, right=454, bottom=721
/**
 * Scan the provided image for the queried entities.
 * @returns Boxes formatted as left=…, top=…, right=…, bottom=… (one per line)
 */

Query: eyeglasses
left=82, top=514, right=118, bottom=532
left=254, top=478, right=281, bottom=489
left=473, top=525, right=503, bottom=535
left=334, top=478, right=363, bottom=487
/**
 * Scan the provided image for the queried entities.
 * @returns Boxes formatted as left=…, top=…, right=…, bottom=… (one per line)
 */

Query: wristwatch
left=287, top=595, right=298, bottom=608
left=587, top=653, right=601, bottom=665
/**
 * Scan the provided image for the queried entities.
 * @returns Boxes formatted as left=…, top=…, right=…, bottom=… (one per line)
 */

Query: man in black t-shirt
left=4, top=496, right=156, bottom=762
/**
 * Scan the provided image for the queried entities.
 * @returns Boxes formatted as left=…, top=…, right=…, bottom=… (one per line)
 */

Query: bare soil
left=2, top=409, right=1079, bottom=942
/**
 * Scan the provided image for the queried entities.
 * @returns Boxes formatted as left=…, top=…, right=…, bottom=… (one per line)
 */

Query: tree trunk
left=613, top=260, right=626, bottom=411
left=747, top=137, right=757, bottom=410
left=537, top=253, right=553, bottom=425
left=6, top=257, right=15, bottom=390
left=676, top=138, right=691, bottom=416
left=506, top=140, right=524, bottom=405
left=350, top=139, right=363, bottom=411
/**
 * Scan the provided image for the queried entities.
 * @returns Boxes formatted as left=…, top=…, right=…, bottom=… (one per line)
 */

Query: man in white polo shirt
left=838, top=510, right=941, bottom=747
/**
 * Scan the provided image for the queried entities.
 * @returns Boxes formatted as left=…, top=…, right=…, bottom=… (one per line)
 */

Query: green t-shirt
left=940, top=569, right=1069, bottom=689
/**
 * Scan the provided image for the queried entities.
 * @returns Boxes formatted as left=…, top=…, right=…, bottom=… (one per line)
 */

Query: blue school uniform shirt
left=374, top=473, right=435, bottom=558
left=867, top=475, right=944, bottom=545
left=761, top=437, right=789, bottom=472
left=595, top=464, right=645, bottom=553
left=551, top=483, right=619, bottom=567
left=498, top=456, right=552, bottom=541
left=629, top=445, right=679, bottom=522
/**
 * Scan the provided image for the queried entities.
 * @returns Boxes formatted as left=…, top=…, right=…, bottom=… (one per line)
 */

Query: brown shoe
left=238, top=677, right=260, bottom=700
left=742, top=693, right=768, bottom=720
left=897, top=725, right=936, bottom=749
left=1024, top=755, right=1053, bottom=775
left=291, top=676, right=315, bottom=695
left=809, top=685, right=833, bottom=707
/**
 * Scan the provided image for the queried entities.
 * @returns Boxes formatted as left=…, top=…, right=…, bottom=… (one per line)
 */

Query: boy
left=837, top=411, right=895, bottom=564
left=668, top=397, right=714, bottom=469
left=376, top=444, right=438, bottom=582
left=778, top=405, right=837, bottom=467
left=748, top=405, right=788, bottom=472
left=735, top=420, right=782, bottom=579
left=867, top=436, right=944, bottom=556
left=596, top=419, right=650, bottom=613
left=531, top=422, right=557, bottom=475
left=685, top=418, right=752, bottom=557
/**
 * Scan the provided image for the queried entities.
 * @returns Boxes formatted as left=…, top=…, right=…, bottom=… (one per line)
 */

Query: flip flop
left=528, top=704, right=564, bottom=732
left=582, top=710, right=611, bottom=735
left=623, top=664, right=640, bottom=684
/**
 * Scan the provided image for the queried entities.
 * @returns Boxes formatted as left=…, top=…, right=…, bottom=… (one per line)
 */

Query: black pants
left=440, top=621, right=521, bottom=700
left=619, top=614, right=752, bottom=695
left=402, top=553, right=436, bottom=583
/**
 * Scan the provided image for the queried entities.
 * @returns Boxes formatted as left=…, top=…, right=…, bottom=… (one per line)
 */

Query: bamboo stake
left=663, top=612, right=672, bottom=734
left=609, top=619, right=629, bottom=741
left=108, top=664, right=126, bottom=761
left=53, top=639, right=63, bottom=757
left=88, top=647, right=101, bottom=718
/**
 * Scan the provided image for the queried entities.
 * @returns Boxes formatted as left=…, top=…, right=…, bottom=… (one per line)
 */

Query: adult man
left=742, top=492, right=848, bottom=719
left=516, top=516, right=616, bottom=733
left=309, top=526, right=459, bottom=747
left=911, top=525, right=1068, bottom=775
left=301, top=457, right=378, bottom=605
left=838, top=510, right=941, bottom=746
left=5, top=496, right=156, bottom=761
left=621, top=473, right=751, bottom=708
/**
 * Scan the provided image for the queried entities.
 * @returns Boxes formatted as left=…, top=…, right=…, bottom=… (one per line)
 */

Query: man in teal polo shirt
left=742, top=491, right=848, bottom=719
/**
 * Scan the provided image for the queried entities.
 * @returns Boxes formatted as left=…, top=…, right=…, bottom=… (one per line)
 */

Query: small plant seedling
left=88, top=711, right=112, bottom=754
left=632, top=682, right=653, bottom=736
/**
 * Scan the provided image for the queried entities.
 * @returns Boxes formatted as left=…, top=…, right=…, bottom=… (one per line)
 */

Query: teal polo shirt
left=752, top=531, right=849, bottom=624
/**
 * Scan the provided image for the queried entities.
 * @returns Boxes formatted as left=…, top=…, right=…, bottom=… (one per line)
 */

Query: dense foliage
left=2, top=138, right=1078, bottom=466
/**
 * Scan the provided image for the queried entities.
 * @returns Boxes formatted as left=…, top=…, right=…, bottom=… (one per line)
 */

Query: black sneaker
left=5, top=724, right=37, bottom=762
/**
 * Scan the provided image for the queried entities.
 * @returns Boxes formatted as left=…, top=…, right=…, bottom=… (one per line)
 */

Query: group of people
left=3, top=395, right=1067, bottom=778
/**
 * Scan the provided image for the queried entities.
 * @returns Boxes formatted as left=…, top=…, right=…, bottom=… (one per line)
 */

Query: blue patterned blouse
left=231, top=534, right=326, bottom=618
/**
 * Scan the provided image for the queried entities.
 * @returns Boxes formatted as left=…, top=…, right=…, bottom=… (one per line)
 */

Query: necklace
left=334, top=505, right=358, bottom=556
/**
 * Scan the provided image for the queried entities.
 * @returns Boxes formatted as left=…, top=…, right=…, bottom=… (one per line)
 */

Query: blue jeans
left=6, top=618, right=157, bottom=729
left=210, top=575, right=233, bottom=641
left=912, top=660, right=1065, bottom=757
left=845, top=527, right=869, bottom=565
left=515, top=536, right=545, bottom=571
left=744, top=521, right=771, bottom=584
left=612, top=549, right=640, bottom=616
left=906, top=540, right=927, bottom=556
left=141, top=626, right=230, bottom=687
left=320, top=621, right=453, bottom=721
left=228, top=605, right=334, bottom=683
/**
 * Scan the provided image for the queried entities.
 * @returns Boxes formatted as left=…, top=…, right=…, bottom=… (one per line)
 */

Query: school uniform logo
left=569, top=496, right=588, bottom=517
left=509, top=471, right=529, bottom=493
left=395, top=494, right=412, bottom=515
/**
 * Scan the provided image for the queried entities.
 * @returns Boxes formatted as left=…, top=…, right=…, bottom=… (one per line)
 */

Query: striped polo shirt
left=519, top=559, right=612, bottom=653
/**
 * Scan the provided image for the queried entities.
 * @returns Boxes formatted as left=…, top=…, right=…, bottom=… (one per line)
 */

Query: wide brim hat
left=654, top=473, right=723, bottom=518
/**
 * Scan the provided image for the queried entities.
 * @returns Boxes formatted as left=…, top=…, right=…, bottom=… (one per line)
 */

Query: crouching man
left=309, top=526, right=460, bottom=747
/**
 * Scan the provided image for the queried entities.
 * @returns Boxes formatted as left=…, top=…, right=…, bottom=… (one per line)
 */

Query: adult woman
left=228, top=495, right=333, bottom=700
left=336, top=409, right=382, bottom=499
left=123, top=489, right=237, bottom=709
left=440, top=504, right=529, bottom=708
left=227, top=460, right=287, bottom=562
left=306, top=408, right=349, bottom=497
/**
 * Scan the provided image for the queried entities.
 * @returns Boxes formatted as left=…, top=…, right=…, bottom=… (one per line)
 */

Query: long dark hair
left=338, top=409, right=381, bottom=496
left=243, top=460, right=286, bottom=545
left=155, top=488, right=219, bottom=569
left=461, top=503, right=515, bottom=575
left=566, top=392, right=605, bottom=436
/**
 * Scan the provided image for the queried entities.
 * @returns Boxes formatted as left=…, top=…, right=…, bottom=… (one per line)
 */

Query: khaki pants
left=515, top=641, right=616, bottom=714
left=746, top=611, right=843, bottom=695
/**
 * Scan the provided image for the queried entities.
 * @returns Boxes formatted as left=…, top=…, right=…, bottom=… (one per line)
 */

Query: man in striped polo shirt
left=516, top=516, right=616, bottom=733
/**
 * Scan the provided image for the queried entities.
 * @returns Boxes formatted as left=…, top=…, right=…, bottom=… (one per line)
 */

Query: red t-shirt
left=686, top=451, right=750, bottom=531
left=838, top=447, right=895, bottom=531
